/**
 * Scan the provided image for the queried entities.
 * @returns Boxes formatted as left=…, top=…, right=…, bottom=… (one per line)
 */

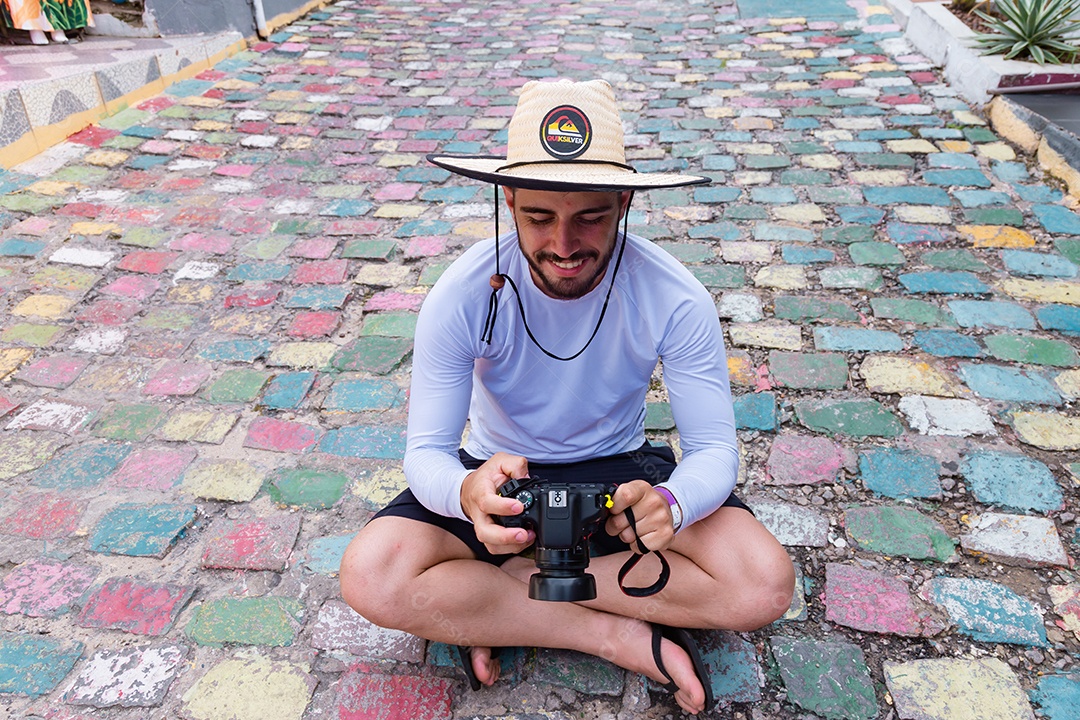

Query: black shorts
left=371, top=443, right=751, bottom=565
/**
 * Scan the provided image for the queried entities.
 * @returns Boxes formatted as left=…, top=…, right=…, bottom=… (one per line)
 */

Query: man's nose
left=550, top=221, right=579, bottom=257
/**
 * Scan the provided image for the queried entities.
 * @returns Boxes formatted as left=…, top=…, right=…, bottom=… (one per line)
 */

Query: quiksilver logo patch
left=539, top=105, right=592, bottom=160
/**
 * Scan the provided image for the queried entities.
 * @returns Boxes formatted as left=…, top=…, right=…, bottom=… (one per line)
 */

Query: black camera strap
left=616, top=506, right=671, bottom=597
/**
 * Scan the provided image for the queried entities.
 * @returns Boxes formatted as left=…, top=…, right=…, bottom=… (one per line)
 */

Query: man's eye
left=579, top=215, right=606, bottom=225
left=526, top=216, right=553, bottom=225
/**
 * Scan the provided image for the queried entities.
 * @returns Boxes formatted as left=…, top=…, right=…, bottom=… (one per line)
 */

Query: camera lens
left=530, top=572, right=597, bottom=602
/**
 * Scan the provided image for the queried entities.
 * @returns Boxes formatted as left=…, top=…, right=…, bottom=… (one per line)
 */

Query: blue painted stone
left=701, top=155, right=737, bottom=171
left=302, top=533, right=356, bottom=574
left=913, top=330, right=982, bottom=357
left=128, top=156, right=170, bottom=170
left=947, top=300, right=1035, bottom=329
left=834, top=141, right=881, bottom=153
left=733, top=393, right=778, bottom=431
left=992, top=160, right=1030, bottom=182
left=123, top=125, right=165, bottom=139
left=919, top=127, right=965, bottom=139
left=813, top=327, right=904, bottom=352
left=899, top=272, right=990, bottom=295
left=1014, top=184, right=1062, bottom=203
left=923, top=169, right=991, bottom=188
left=701, top=632, right=762, bottom=706
left=0, top=239, right=46, bottom=257
left=886, top=222, right=947, bottom=244
left=285, top=286, right=351, bottom=310
left=1037, top=304, right=1080, bottom=335
left=1034, top=204, right=1080, bottom=235
left=165, top=79, right=215, bottom=97
left=894, top=115, right=944, bottom=127
left=954, top=190, right=1010, bottom=207
left=863, top=186, right=951, bottom=206
left=33, top=442, right=132, bottom=489
left=441, top=141, right=483, bottom=153
left=782, top=245, right=836, bottom=264
left=961, top=450, right=1064, bottom=512
left=922, top=577, right=1047, bottom=646
left=859, top=129, right=911, bottom=140
left=226, top=263, right=292, bottom=282
left=859, top=448, right=941, bottom=499
left=958, top=362, right=1061, bottom=406
left=395, top=219, right=453, bottom=238
left=1001, top=249, right=1078, bottom=278
left=928, top=153, right=980, bottom=169
left=318, top=425, right=407, bottom=459
left=784, top=118, right=821, bottom=130
left=694, top=187, right=741, bottom=203
left=754, top=224, right=814, bottom=243
left=198, top=339, right=272, bottom=364
left=0, top=634, right=84, bottom=696
left=836, top=206, right=886, bottom=225
left=320, top=199, right=373, bottom=217
left=263, top=372, right=316, bottom=409
left=752, top=187, right=798, bottom=204
left=420, top=187, right=481, bottom=203
left=1031, top=674, right=1080, bottom=720
left=324, top=379, right=402, bottom=412
left=90, top=504, right=197, bottom=557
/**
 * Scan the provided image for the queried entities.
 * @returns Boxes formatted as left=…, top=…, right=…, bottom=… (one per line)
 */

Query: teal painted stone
left=202, top=369, right=271, bottom=404
left=267, top=468, right=350, bottom=509
left=318, top=425, right=407, bottom=459
left=754, top=224, right=814, bottom=243
left=886, top=222, right=947, bottom=245
left=864, top=186, right=951, bottom=206
left=1031, top=674, right=1080, bottom=720
left=1056, top=238, right=1080, bottom=264
left=1037, top=304, right=1080, bottom=335
left=90, top=504, right=196, bottom=558
left=773, top=296, right=858, bottom=322
left=395, top=219, right=453, bottom=238
left=859, top=448, right=942, bottom=499
left=700, top=631, right=762, bottom=705
left=947, top=300, right=1035, bottom=330
left=814, top=327, right=904, bottom=353
left=769, top=351, right=849, bottom=389
left=795, top=399, right=903, bottom=438
left=197, top=339, right=272, bottom=364
left=929, top=153, right=980, bottom=169
left=961, top=450, right=1064, bottom=512
left=0, top=239, right=46, bottom=257
left=733, top=393, right=777, bottom=431
left=913, top=329, right=982, bottom=357
left=1001, top=249, right=1078, bottom=278
left=360, top=313, right=417, bottom=338
left=957, top=363, right=1061, bottom=406
left=226, top=263, right=292, bottom=282
left=844, top=505, right=956, bottom=561
left=871, top=297, right=957, bottom=327
left=954, top=189, right=1011, bottom=206
left=848, top=242, right=905, bottom=266
left=324, top=378, right=403, bottom=412
left=263, top=372, right=316, bottom=409
left=924, top=169, right=991, bottom=187
left=695, top=187, right=742, bottom=203
left=0, top=634, right=84, bottom=696
left=645, top=402, right=674, bottom=430
left=836, top=206, right=885, bottom=224
left=302, top=533, right=356, bottom=575
left=1033, top=204, right=1080, bottom=235
left=656, top=241, right=713, bottom=263
left=921, top=577, right=1047, bottom=646
left=331, top=336, right=413, bottom=374
left=33, top=442, right=131, bottom=489
left=984, top=334, right=1079, bottom=367
left=690, top=264, right=745, bottom=289
left=770, top=636, right=877, bottom=720
left=535, top=648, right=623, bottom=696
left=899, top=271, right=990, bottom=295
left=923, top=249, right=991, bottom=272
left=286, top=286, right=352, bottom=310
left=342, top=239, right=396, bottom=260
left=185, top=597, right=303, bottom=647
left=688, top=222, right=742, bottom=240
left=965, top=207, right=1024, bottom=226
left=782, top=245, right=836, bottom=264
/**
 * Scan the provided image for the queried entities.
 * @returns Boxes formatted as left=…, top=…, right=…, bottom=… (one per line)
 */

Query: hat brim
left=427, top=154, right=710, bottom=192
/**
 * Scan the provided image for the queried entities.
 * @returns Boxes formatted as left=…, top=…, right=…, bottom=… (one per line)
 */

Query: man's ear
left=503, top=186, right=516, bottom=213
left=619, top=190, right=633, bottom=218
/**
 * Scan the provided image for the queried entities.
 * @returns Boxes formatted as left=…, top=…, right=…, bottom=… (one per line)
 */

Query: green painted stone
left=656, top=241, right=714, bottom=263
left=844, top=505, right=957, bottom=561
left=0, top=195, right=61, bottom=214
left=770, top=636, right=877, bottom=720
left=120, top=227, right=168, bottom=248
left=53, top=166, right=109, bottom=184
left=185, top=597, right=303, bottom=647
left=2, top=324, right=64, bottom=347
left=1055, top=238, right=1080, bottom=265
left=360, top=313, right=417, bottom=338
left=690, top=264, right=745, bottom=289
left=645, top=402, right=675, bottom=430
left=419, top=262, right=450, bottom=286
left=795, top=399, right=903, bottom=438
left=534, top=649, right=624, bottom=697
left=848, top=242, right=905, bottom=267
left=267, top=468, right=350, bottom=509
left=870, top=297, right=956, bottom=327
left=983, top=335, right=1079, bottom=367
left=922, top=249, right=991, bottom=273
left=91, top=403, right=164, bottom=441
left=819, top=267, right=883, bottom=291
left=141, top=308, right=196, bottom=331
left=822, top=226, right=875, bottom=244
left=964, top=207, right=1024, bottom=226
left=342, top=239, right=397, bottom=260
left=769, top=351, right=850, bottom=389
left=241, top=236, right=292, bottom=260
left=773, top=296, right=858, bottom=322
left=202, top=369, right=272, bottom=404
left=331, top=337, right=413, bottom=374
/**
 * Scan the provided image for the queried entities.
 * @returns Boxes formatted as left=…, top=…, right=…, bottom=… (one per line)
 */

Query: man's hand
left=460, top=452, right=536, bottom=555
left=605, top=480, right=675, bottom=553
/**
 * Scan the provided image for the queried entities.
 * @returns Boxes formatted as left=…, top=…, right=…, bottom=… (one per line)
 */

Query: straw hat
left=427, top=79, right=710, bottom=191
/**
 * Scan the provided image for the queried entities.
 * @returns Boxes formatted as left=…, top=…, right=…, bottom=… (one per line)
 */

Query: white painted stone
left=14, top=142, right=89, bottom=176
left=441, top=203, right=493, bottom=219
left=240, top=135, right=280, bottom=148
left=961, top=513, right=1070, bottom=568
left=745, top=498, right=829, bottom=547
left=236, top=110, right=270, bottom=121
left=212, top=179, right=256, bottom=194
left=353, top=116, right=394, bottom=132
left=165, top=130, right=204, bottom=142
left=75, top=189, right=128, bottom=203
left=310, top=600, right=426, bottom=662
left=50, top=247, right=114, bottom=267
left=7, top=400, right=93, bottom=435
left=276, top=199, right=316, bottom=215
left=898, top=395, right=997, bottom=437
left=717, top=293, right=764, bottom=323
left=175, top=262, right=220, bottom=280
left=64, top=644, right=187, bottom=708
left=166, top=158, right=216, bottom=172
left=71, top=327, right=127, bottom=354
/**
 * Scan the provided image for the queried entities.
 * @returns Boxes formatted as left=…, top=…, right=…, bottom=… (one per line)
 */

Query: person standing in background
left=1, top=0, right=94, bottom=44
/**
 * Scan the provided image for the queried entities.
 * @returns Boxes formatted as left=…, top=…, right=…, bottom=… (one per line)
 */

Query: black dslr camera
left=495, top=476, right=615, bottom=602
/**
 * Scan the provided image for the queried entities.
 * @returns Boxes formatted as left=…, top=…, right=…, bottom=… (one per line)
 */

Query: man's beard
left=522, top=241, right=618, bottom=300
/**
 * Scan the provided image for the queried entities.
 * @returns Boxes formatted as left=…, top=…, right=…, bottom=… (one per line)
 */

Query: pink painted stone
left=139, top=139, right=181, bottom=155
left=363, top=291, right=426, bottom=312
left=243, top=417, right=321, bottom=453
left=373, top=183, right=421, bottom=202
left=0, top=558, right=99, bottom=617
left=825, top=563, right=945, bottom=637
left=77, top=298, right=141, bottom=325
left=765, top=435, right=846, bottom=485
left=116, top=251, right=181, bottom=275
left=337, top=668, right=453, bottom=720
left=324, top=220, right=384, bottom=236
left=142, top=361, right=213, bottom=396
left=14, top=354, right=90, bottom=388
left=293, top=259, right=349, bottom=285
left=224, top=285, right=280, bottom=308
left=403, top=236, right=447, bottom=259
left=169, top=233, right=234, bottom=254
left=2, top=492, right=85, bottom=539
left=213, top=164, right=257, bottom=177
left=76, top=577, right=194, bottom=636
left=287, top=311, right=341, bottom=338
left=201, top=514, right=302, bottom=571
left=0, top=394, right=17, bottom=417
left=10, top=217, right=54, bottom=236
left=109, top=447, right=198, bottom=491
left=100, top=275, right=161, bottom=301
left=288, top=237, right=339, bottom=259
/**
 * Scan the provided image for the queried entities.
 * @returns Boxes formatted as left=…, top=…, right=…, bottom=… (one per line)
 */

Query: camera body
left=496, top=476, right=615, bottom=602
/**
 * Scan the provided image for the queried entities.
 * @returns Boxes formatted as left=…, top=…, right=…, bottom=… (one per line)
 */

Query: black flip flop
left=454, top=646, right=502, bottom=691
left=651, top=624, right=715, bottom=713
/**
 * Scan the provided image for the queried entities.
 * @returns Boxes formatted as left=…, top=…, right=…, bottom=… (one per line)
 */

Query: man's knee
left=339, top=522, right=412, bottom=629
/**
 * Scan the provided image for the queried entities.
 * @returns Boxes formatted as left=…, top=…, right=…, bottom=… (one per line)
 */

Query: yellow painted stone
left=159, top=411, right=218, bottom=442
left=728, top=143, right=774, bottom=155
left=953, top=110, right=986, bottom=126
left=268, top=342, right=338, bottom=369
left=0, top=431, right=66, bottom=480
left=70, top=221, right=122, bottom=236
left=194, top=413, right=239, bottom=444
left=977, top=142, right=1016, bottom=161
left=371, top=140, right=398, bottom=153
left=733, top=117, right=774, bottom=131
left=194, top=120, right=231, bottom=131
left=852, top=62, right=897, bottom=72
left=733, top=171, right=772, bottom=186
left=782, top=50, right=815, bottom=59
left=1011, top=411, right=1080, bottom=450
left=282, top=137, right=313, bottom=150
left=168, top=284, right=215, bottom=304
left=721, top=241, right=774, bottom=263
left=860, top=356, right=958, bottom=397
left=754, top=265, right=808, bottom=290
left=773, top=204, right=826, bottom=223
left=823, top=71, right=864, bottom=80
left=84, top=150, right=128, bottom=167
left=26, top=180, right=78, bottom=196
left=865, top=4, right=891, bottom=15
left=274, top=112, right=308, bottom=125
left=179, top=96, right=224, bottom=108
left=850, top=170, right=907, bottom=186
left=712, top=89, right=745, bottom=98
left=714, top=50, right=741, bottom=59
left=1000, top=278, right=1080, bottom=305
left=937, top=140, right=974, bottom=153
left=77, top=362, right=145, bottom=393
left=12, top=294, right=75, bottom=319
left=895, top=206, right=952, bottom=224
left=182, top=656, right=314, bottom=720
left=210, top=311, right=278, bottom=335
left=267, top=90, right=304, bottom=101
left=801, top=154, right=841, bottom=169
left=758, top=43, right=785, bottom=51
left=1054, top=369, right=1080, bottom=399
left=886, top=139, right=939, bottom=154
left=1038, top=138, right=1080, bottom=198
left=214, top=78, right=258, bottom=90
left=957, top=225, right=1035, bottom=248
left=354, top=264, right=412, bottom=287
left=30, top=266, right=99, bottom=293
left=703, top=106, right=736, bottom=119
left=353, top=466, right=408, bottom=508
left=452, top=220, right=492, bottom=239
left=183, top=460, right=263, bottom=502
left=675, top=73, right=708, bottom=83
left=373, top=203, right=425, bottom=219
left=884, top=659, right=1034, bottom=720
left=0, top=348, right=33, bottom=379
left=664, top=206, right=712, bottom=222
left=471, top=117, right=508, bottom=130
left=377, top=153, right=420, bottom=168
left=728, top=323, right=803, bottom=350
left=768, top=16, right=805, bottom=24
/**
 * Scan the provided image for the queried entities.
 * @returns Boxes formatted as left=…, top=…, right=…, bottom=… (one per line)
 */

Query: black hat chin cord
left=480, top=186, right=635, bottom=362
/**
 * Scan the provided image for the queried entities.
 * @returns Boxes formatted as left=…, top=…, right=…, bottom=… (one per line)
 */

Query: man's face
left=505, top=187, right=630, bottom=300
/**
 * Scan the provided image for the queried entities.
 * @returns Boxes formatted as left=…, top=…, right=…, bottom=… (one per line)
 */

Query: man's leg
left=339, top=515, right=713, bottom=714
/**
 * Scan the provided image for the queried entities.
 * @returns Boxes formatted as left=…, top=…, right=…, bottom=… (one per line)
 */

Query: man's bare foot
left=471, top=646, right=501, bottom=686
left=601, top=619, right=706, bottom=715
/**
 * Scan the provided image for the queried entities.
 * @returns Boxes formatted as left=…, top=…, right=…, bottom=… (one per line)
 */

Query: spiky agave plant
left=972, top=0, right=1080, bottom=65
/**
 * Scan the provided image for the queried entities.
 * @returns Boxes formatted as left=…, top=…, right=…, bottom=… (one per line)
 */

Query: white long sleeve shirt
left=403, top=230, right=739, bottom=528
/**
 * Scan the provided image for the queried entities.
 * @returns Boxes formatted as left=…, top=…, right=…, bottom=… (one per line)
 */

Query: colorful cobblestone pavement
left=1, top=0, right=1079, bottom=718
